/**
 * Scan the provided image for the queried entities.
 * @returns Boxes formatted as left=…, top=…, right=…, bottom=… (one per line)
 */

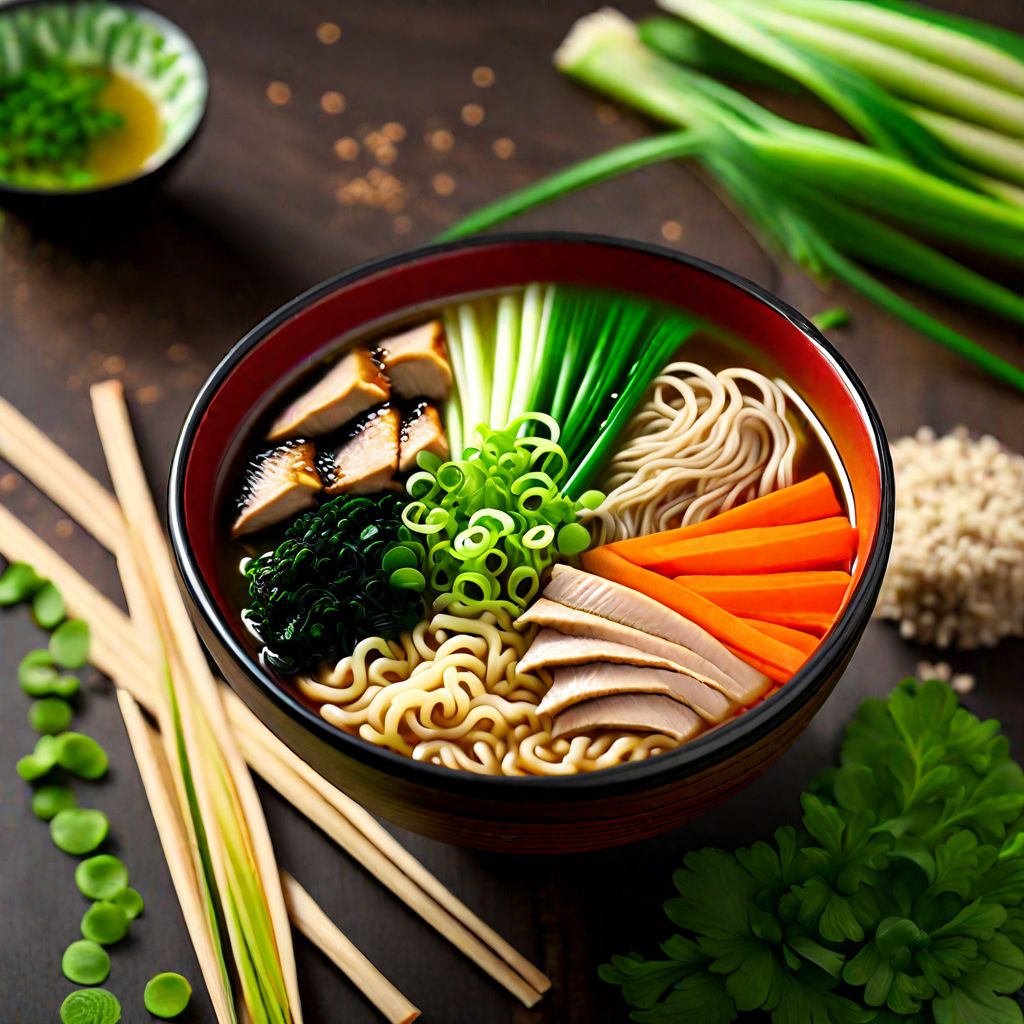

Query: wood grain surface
left=1, top=2, right=1021, bottom=1021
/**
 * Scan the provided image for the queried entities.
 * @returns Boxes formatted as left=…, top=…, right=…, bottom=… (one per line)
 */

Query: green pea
left=62, top=939, right=111, bottom=985
left=76, top=855, right=129, bottom=901
left=56, top=731, right=109, bottom=779
left=50, top=618, right=91, bottom=668
left=390, top=566, right=426, bottom=591
left=144, top=973, right=192, bottom=1019
left=28, top=696, right=73, bottom=734
left=59, top=988, right=121, bottom=1024
left=51, top=808, right=109, bottom=855
left=18, top=648, right=59, bottom=696
left=0, top=561, right=43, bottom=604
left=32, top=579, right=66, bottom=627
left=16, top=734, right=60, bottom=780
left=31, top=783, right=77, bottom=820
left=556, top=521, right=594, bottom=556
left=81, top=900, right=130, bottom=945
left=112, top=886, right=144, bottom=920
left=53, top=673, right=82, bottom=698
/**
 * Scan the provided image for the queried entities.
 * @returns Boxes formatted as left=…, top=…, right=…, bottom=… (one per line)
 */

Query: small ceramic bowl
left=169, top=234, right=895, bottom=854
left=0, top=0, right=207, bottom=214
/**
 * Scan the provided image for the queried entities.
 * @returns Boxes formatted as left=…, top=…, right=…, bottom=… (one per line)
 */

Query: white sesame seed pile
left=875, top=426, right=1024, bottom=649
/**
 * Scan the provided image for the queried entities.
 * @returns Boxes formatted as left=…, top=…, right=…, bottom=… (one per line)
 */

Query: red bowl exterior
left=169, top=234, right=894, bottom=853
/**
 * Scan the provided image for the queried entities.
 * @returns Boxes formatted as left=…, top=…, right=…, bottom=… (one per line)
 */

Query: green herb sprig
left=600, top=679, right=1024, bottom=1023
left=243, top=492, right=425, bottom=673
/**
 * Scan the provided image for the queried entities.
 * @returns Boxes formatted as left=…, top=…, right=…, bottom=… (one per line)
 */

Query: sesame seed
left=55, top=519, right=74, bottom=539
left=375, top=143, right=397, bottom=165
left=316, top=21, right=341, bottom=44
left=136, top=384, right=162, bottom=404
left=102, top=354, right=126, bottom=374
left=167, top=343, right=191, bottom=362
left=0, top=472, right=20, bottom=494
left=393, top=215, right=413, bottom=235
left=428, top=129, right=454, bottom=152
left=492, top=137, right=516, bottom=159
left=660, top=220, right=683, bottom=242
left=461, top=103, right=485, bottom=127
left=432, top=172, right=455, bottom=196
left=321, top=91, right=346, bottom=114
left=472, top=66, right=495, bottom=87
left=266, top=81, right=291, bottom=106
left=334, top=137, right=360, bottom=160
left=382, top=122, right=406, bottom=142
left=596, top=103, right=618, bottom=124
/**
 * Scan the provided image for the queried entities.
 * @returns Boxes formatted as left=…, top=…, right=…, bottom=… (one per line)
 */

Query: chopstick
left=0, top=500, right=419, bottom=1023
left=90, top=379, right=306, bottom=1022
left=0, top=390, right=550, bottom=1003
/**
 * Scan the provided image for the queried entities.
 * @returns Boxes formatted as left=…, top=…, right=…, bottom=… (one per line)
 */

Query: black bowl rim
left=0, top=0, right=209, bottom=198
left=168, top=231, right=895, bottom=803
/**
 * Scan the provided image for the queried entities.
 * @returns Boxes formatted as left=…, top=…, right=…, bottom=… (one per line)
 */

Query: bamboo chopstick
left=282, top=874, right=420, bottom=1024
left=0, top=392, right=550, bottom=1003
left=91, top=379, right=305, bottom=1022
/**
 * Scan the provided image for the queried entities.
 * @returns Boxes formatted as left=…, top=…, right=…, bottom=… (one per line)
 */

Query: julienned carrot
left=742, top=618, right=819, bottom=656
left=678, top=571, right=851, bottom=616
left=580, top=548, right=805, bottom=683
left=608, top=473, right=842, bottom=561
left=743, top=609, right=835, bottom=637
left=627, top=518, right=858, bottom=577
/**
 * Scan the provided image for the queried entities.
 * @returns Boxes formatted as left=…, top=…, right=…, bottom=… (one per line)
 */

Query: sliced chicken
left=542, top=564, right=768, bottom=693
left=399, top=403, right=449, bottom=473
left=552, top=694, right=702, bottom=743
left=232, top=441, right=322, bottom=538
left=516, top=601, right=766, bottom=703
left=378, top=320, right=452, bottom=401
left=268, top=348, right=390, bottom=441
left=323, top=406, right=400, bottom=495
left=539, top=662, right=733, bottom=722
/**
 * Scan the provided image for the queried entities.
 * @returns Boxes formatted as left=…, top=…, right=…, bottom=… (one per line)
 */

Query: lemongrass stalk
left=556, top=12, right=1024, bottom=258
left=489, top=293, right=521, bottom=427
left=775, top=180, right=1024, bottom=323
left=726, top=2, right=1024, bottom=137
left=910, top=107, right=1024, bottom=189
left=816, top=239, right=1024, bottom=393
left=438, top=130, right=706, bottom=243
left=442, top=307, right=467, bottom=454
left=753, top=0, right=1024, bottom=94
left=458, top=304, right=489, bottom=439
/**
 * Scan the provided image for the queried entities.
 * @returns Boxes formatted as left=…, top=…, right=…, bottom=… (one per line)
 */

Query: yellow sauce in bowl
left=85, top=71, right=163, bottom=186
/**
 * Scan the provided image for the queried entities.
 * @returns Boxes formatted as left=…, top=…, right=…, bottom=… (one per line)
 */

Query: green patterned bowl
left=0, top=0, right=208, bottom=205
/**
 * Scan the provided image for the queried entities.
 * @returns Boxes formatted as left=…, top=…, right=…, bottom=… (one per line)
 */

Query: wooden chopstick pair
left=0, top=389, right=550, bottom=1015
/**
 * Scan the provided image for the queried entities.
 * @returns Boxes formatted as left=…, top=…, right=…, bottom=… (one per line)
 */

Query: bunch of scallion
left=440, top=4, right=1024, bottom=393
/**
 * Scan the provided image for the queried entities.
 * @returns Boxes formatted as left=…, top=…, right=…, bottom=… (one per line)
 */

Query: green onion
left=62, top=940, right=111, bottom=986
left=50, top=807, right=110, bottom=855
left=144, top=973, right=193, bottom=1019
left=59, top=988, right=121, bottom=1024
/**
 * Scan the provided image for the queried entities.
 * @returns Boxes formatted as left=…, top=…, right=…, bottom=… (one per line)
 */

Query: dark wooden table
left=1, top=2, right=1022, bottom=1021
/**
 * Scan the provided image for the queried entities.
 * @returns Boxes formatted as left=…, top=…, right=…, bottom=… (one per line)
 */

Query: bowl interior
left=173, top=235, right=890, bottom=787
left=0, top=1, right=207, bottom=189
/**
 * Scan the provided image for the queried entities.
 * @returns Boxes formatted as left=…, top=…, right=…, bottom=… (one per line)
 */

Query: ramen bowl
left=169, top=233, right=894, bottom=854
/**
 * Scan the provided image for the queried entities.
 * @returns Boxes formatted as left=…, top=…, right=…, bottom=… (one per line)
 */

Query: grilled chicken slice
left=552, top=694, right=702, bottom=742
left=232, top=441, right=322, bottom=538
left=267, top=348, right=390, bottom=441
left=323, top=406, right=400, bottom=495
left=378, top=321, right=452, bottom=401
left=539, top=662, right=732, bottom=722
left=516, top=600, right=766, bottom=704
left=399, top=403, right=449, bottom=473
left=542, top=564, right=768, bottom=693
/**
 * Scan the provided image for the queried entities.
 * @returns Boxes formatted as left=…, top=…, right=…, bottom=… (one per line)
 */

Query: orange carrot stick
left=744, top=610, right=836, bottom=637
left=626, top=518, right=858, bottom=577
left=676, top=571, right=851, bottom=616
left=741, top=619, right=819, bottom=656
left=580, top=548, right=805, bottom=684
left=609, top=473, right=842, bottom=561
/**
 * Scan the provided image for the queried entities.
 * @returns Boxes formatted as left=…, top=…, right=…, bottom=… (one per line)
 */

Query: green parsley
left=601, top=680, right=1024, bottom=1024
